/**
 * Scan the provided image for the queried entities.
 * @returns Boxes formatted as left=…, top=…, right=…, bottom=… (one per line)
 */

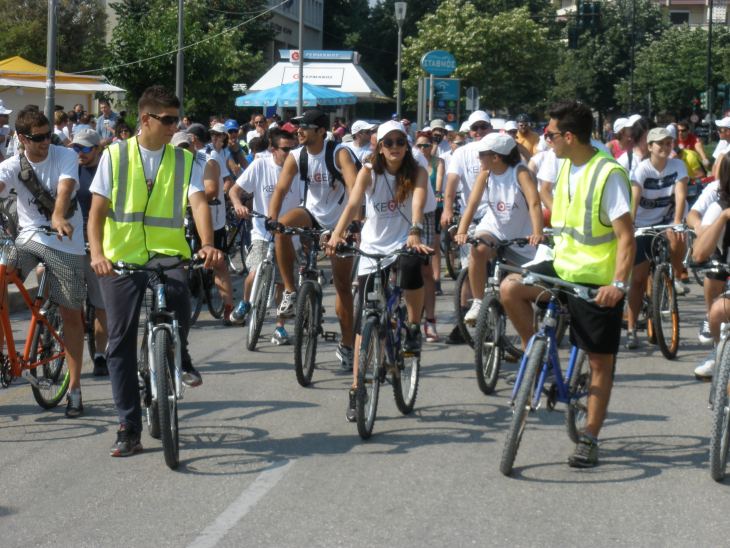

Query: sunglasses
left=227, top=129, right=238, bottom=134
left=255, top=120, right=266, bottom=126
left=23, top=131, right=52, bottom=143
left=678, top=128, right=688, bottom=133
left=453, top=141, right=466, bottom=147
left=298, top=124, right=320, bottom=131
left=382, top=137, right=407, bottom=148
left=277, top=146, right=294, bottom=153
left=72, top=144, right=95, bottom=153
left=545, top=130, right=564, bottom=142
left=176, top=143, right=191, bottom=149
left=416, top=143, right=432, bottom=149
left=471, top=123, right=490, bottom=131
left=147, top=112, right=180, bottom=126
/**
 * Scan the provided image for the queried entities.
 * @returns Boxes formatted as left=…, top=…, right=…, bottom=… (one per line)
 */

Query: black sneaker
left=568, top=434, right=599, bottom=468
left=403, top=323, right=422, bottom=354
left=65, top=389, right=84, bottom=418
left=93, top=355, right=108, bottom=377
left=181, top=355, right=203, bottom=387
left=110, top=424, right=143, bottom=457
left=346, top=389, right=357, bottom=422
left=445, top=325, right=465, bottom=345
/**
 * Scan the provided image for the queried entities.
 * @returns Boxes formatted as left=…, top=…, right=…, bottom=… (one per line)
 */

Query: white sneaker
left=674, top=280, right=689, bottom=296
left=464, top=299, right=482, bottom=325
left=276, top=290, right=296, bottom=317
left=694, top=354, right=715, bottom=381
left=698, top=319, right=713, bottom=345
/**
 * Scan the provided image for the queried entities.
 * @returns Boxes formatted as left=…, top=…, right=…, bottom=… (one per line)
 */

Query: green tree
left=106, top=0, right=269, bottom=119
left=0, top=0, right=107, bottom=73
left=616, top=25, right=730, bottom=117
left=400, top=0, right=558, bottom=113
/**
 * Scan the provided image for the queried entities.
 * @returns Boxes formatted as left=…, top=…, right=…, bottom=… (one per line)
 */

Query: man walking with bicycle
left=501, top=101, right=636, bottom=468
left=87, top=86, right=223, bottom=457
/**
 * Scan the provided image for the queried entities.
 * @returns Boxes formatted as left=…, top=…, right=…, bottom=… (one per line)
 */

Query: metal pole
left=176, top=0, right=184, bottom=116
left=417, top=78, right=424, bottom=129
left=428, top=74, right=434, bottom=122
left=297, top=0, right=304, bottom=115
left=396, top=23, right=403, bottom=120
left=707, top=0, right=714, bottom=121
left=44, top=0, right=58, bottom=121
left=629, top=0, right=635, bottom=111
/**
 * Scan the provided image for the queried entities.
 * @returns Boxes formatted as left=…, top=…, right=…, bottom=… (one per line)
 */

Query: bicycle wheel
left=139, top=326, right=160, bottom=440
left=30, top=305, right=69, bottom=409
left=651, top=264, right=679, bottom=359
left=473, top=296, right=503, bottom=395
left=500, top=337, right=545, bottom=476
left=356, top=316, right=382, bottom=439
left=454, top=266, right=475, bottom=347
left=247, top=262, right=274, bottom=351
left=84, top=301, right=96, bottom=359
left=187, top=268, right=204, bottom=326
left=565, top=349, right=590, bottom=444
left=153, top=329, right=179, bottom=470
left=710, top=342, right=730, bottom=481
left=204, top=271, right=225, bottom=319
left=444, top=229, right=462, bottom=280
left=393, top=304, right=420, bottom=414
left=294, top=281, right=320, bottom=387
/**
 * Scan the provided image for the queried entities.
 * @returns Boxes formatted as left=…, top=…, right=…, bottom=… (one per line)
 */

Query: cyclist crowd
left=2, top=85, right=730, bottom=469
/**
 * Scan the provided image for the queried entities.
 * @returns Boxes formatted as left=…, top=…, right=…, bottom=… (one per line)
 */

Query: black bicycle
left=185, top=208, right=224, bottom=324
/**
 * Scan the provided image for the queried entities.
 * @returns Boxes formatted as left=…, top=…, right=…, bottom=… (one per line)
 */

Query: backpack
left=298, top=141, right=362, bottom=207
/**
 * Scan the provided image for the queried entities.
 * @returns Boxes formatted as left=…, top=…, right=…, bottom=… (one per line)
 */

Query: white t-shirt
left=560, top=161, right=631, bottom=225
left=206, top=146, right=230, bottom=230
left=713, top=140, right=729, bottom=160
left=346, top=142, right=372, bottom=163
left=691, top=180, right=719, bottom=217
left=289, top=144, right=349, bottom=229
left=700, top=201, right=728, bottom=253
left=236, top=155, right=301, bottom=240
left=90, top=144, right=205, bottom=200
left=630, top=158, right=688, bottom=227
left=436, top=139, right=451, bottom=159
left=617, top=149, right=644, bottom=174
left=246, top=129, right=264, bottom=143
left=446, top=141, right=488, bottom=217
left=0, top=145, right=84, bottom=255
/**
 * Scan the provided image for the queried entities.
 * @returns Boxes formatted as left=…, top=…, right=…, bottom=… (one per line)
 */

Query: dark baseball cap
left=186, top=123, right=209, bottom=143
left=292, top=109, right=328, bottom=129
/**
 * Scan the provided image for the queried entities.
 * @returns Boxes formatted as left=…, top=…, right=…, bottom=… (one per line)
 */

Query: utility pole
left=176, top=0, right=184, bottom=116
left=44, top=0, right=58, bottom=121
left=707, top=0, right=714, bottom=122
left=297, top=0, right=304, bottom=115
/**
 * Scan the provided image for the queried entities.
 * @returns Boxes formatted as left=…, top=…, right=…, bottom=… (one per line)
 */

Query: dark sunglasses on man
left=147, top=112, right=180, bottom=126
left=73, top=144, right=96, bottom=154
left=23, top=131, right=52, bottom=143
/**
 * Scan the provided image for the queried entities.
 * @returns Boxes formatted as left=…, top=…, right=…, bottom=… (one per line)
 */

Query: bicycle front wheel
left=139, top=326, right=160, bottom=440
left=443, top=230, right=462, bottom=280
left=393, top=305, right=420, bottom=414
left=565, top=349, right=590, bottom=443
left=294, top=281, right=320, bottom=387
left=30, top=305, right=69, bottom=409
left=187, top=268, right=204, bottom=326
left=454, top=266, right=475, bottom=347
left=710, top=342, right=730, bottom=481
left=84, top=302, right=96, bottom=359
left=357, top=316, right=382, bottom=439
left=474, top=296, right=503, bottom=395
left=247, top=262, right=274, bottom=351
left=500, top=337, right=545, bottom=476
left=651, top=264, right=679, bottom=359
left=153, top=329, right=179, bottom=470
left=205, top=271, right=225, bottom=319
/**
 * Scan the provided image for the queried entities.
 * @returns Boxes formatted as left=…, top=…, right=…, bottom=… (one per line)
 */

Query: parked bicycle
left=185, top=208, right=224, bottom=324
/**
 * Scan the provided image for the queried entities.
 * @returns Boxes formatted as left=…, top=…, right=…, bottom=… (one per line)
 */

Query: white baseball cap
left=504, top=120, right=518, bottom=132
left=467, top=110, right=491, bottom=128
left=0, top=100, right=11, bottom=115
left=210, top=123, right=227, bottom=134
left=376, top=120, right=407, bottom=142
left=627, top=114, right=642, bottom=126
left=171, top=131, right=192, bottom=147
left=459, top=121, right=471, bottom=133
left=430, top=118, right=447, bottom=130
left=351, top=120, right=376, bottom=134
left=476, top=133, right=516, bottom=155
left=665, top=124, right=677, bottom=139
left=445, top=124, right=455, bottom=131
left=716, top=116, right=730, bottom=129
left=612, top=117, right=630, bottom=133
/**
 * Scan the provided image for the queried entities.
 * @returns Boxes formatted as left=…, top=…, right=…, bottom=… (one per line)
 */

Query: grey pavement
left=0, top=275, right=727, bottom=547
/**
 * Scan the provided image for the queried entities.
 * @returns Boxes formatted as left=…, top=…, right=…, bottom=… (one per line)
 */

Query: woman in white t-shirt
left=454, top=133, right=544, bottom=324
left=625, top=127, right=689, bottom=349
left=326, top=120, right=431, bottom=423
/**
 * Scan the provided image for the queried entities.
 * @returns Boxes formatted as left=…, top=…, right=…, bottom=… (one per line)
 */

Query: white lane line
left=187, top=459, right=294, bottom=548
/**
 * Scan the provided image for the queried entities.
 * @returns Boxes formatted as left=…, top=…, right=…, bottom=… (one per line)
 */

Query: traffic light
left=701, top=91, right=708, bottom=110
left=717, top=84, right=729, bottom=109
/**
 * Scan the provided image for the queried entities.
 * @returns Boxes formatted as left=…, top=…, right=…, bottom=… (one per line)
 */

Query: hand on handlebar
left=454, top=232, right=468, bottom=245
left=406, top=234, right=433, bottom=255
left=90, top=253, right=114, bottom=277
left=197, top=244, right=224, bottom=270
left=325, top=233, right=347, bottom=256
left=51, top=215, right=73, bottom=240
left=234, top=204, right=250, bottom=219
left=265, top=218, right=284, bottom=233
left=528, top=232, right=543, bottom=247
left=594, top=284, right=624, bottom=308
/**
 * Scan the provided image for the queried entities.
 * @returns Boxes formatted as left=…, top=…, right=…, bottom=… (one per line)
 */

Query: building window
left=669, top=11, right=690, bottom=24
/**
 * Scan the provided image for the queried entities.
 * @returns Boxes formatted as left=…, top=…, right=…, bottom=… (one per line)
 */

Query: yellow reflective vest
left=552, top=150, right=630, bottom=286
left=103, top=136, right=193, bottom=265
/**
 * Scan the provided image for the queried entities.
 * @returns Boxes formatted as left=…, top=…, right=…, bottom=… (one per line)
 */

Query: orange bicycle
left=0, top=235, right=68, bottom=408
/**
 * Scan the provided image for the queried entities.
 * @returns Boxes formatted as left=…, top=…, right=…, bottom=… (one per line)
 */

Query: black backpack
left=298, top=141, right=362, bottom=207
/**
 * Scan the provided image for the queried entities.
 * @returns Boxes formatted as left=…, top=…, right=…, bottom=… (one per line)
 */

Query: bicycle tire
left=153, top=329, right=179, bottom=470
left=710, top=341, right=730, bottom=481
left=473, top=296, right=503, bottom=395
left=444, top=229, right=462, bottom=280
left=651, top=264, right=679, bottom=359
left=139, top=326, right=160, bottom=440
left=204, top=271, right=225, bottom=319
left=565, top=349, right=590, bottom=444
left=454, top=266, right=475, bottom=348
left=188, top=268, right=204, bottom=326
left=294, top=281, right=320, bottom=387
left=393, top=304, right=420, bottom=414
left=500, top=337, right=545, bottom=476
left=356, top=316, right=382, bottom=439
left=84, top=301, right=96, bottom=360
left=646, top=274, right=657, bottom=344
left=247, top=262, right=274, bottom=351
left=30, top=305, right=69, bottom=409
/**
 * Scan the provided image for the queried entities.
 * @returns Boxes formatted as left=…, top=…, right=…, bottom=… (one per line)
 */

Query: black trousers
left=99, top=262, right=191, bottom=432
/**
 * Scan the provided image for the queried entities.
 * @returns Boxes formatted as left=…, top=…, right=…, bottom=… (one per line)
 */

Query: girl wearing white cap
left=327, top=120, right=431, bottom=423
left=454, top=133, right=544, bottom=324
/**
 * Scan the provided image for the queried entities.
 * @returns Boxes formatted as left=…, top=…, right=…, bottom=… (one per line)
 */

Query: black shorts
left=634, top=234, right=653, bottom=265
left=434, top=207, right=442, bottom=235
left=296, top=206, right=323, bottom=231
left=213, top=227, right=227, bottom=251
left=526, top=261, right=624, bottom=355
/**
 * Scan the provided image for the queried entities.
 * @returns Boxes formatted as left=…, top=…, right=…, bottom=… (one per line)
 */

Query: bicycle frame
left=145, top=277, right=184, bottom=401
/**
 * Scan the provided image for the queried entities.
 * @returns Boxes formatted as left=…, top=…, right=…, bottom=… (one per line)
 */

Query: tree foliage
left=0, top=0, right=107, bottom=73
left=106, top=0, right=269, bottom=119
left=400, top=0, right=558, bottom=113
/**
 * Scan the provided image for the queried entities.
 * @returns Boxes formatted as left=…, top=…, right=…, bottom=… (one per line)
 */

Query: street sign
left=423, top=77, right=460, bottom=123
left=420, top=50, right=457, bottom=77
left=465, top=86, right=479, bottom=112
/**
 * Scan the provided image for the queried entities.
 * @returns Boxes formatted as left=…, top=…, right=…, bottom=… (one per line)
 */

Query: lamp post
left=176, top=0, right=184, bottom=117
left=44, top=0, right=58, bottom=121
left=395, top=2, right=407, bottom=120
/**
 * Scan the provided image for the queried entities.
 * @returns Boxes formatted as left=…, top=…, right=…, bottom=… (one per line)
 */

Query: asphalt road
left=1, top=274, right=728, bottom=547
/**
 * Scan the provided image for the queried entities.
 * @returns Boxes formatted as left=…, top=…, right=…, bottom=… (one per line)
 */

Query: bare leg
left=583, top=353, right=615, bottom=438
left=59, top=306, right=84, bottom=391
left=626, top=261, right=649, bottom=332
left=331, top=256, right=355, bottom=348
left=499, top=273, right=547, bottom=348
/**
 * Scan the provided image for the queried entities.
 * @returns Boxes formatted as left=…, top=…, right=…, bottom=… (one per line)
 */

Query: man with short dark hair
left=346, top=120, right=375, bottom=162
left=96, top=99, right=119, bottom=147
left=246, top=113, right=268, bottom=143
left=515, top=113, right=540, bottom=155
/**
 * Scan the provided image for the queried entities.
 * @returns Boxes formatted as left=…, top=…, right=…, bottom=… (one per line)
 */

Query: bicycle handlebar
left=634, top=223, right=687, bottom=237
left=334, top=244, right=432, bottom=261
left=112, top=256, right=204, bottom=276
left=500, top=263, right=597, bottom=302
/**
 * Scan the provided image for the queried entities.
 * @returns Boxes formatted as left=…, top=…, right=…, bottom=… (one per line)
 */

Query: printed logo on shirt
left=643, top=172, right=678, bottom=190
left=309, top=170, right=332, bottom=185
left=490, top=200, right=519, bottom=213
left=373, top=199, right=406, bottom=215
left=639, top=196, right=673, bottom=209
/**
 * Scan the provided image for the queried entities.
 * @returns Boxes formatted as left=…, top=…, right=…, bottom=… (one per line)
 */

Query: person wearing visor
left=326, top=121, right=431, bottom=422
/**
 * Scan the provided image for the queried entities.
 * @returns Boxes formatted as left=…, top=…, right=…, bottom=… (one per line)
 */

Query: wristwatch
left=409, top=223, right=424, bottom=236
left=612, top=280, right=627, bottom=293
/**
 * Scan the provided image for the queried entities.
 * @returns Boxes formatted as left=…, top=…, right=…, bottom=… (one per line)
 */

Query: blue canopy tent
left=234, top=82, right=356, bottom=107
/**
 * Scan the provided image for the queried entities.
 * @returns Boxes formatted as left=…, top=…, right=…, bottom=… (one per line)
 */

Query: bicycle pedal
left=322, top=331, right=338, bottom=342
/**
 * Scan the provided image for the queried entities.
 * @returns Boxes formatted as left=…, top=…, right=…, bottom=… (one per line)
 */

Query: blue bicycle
left=340, top=246, right=424, bottom=439
left=498, top=266, right=594, bottom=476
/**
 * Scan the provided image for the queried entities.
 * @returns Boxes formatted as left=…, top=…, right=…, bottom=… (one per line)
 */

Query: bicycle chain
left=0, top=353, right=11, bottom=388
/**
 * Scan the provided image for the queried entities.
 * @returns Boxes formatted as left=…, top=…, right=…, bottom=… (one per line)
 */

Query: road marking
left=187, top=459, right=293, bottom=548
